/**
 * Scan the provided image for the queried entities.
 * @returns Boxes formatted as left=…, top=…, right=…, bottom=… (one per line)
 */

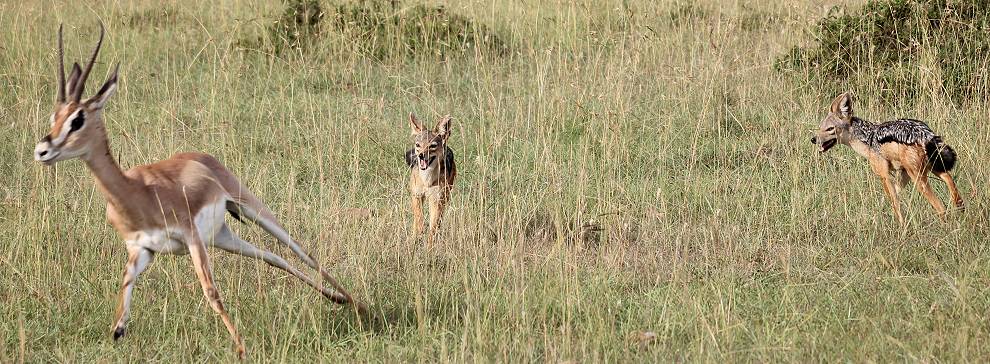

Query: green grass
left=2, top=0, right=990, bottom=362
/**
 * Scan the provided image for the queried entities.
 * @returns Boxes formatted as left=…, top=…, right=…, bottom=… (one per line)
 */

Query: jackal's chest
left=418, top=167, right=441, bottom=186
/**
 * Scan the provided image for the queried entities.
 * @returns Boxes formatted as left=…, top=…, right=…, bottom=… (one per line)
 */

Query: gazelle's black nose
left=38, top=150, right=48, bottom=157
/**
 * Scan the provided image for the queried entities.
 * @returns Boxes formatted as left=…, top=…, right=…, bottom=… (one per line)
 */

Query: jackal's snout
left=416, top=152, right=436, bottom=170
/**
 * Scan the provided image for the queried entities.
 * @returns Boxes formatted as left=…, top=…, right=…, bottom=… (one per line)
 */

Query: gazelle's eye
left=69, top=111, right=85, bottom=133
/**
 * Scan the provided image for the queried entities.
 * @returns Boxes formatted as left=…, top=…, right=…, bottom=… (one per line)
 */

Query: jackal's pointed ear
left=435, top=115, right=452, bottom=140
left=831, top=92, right=854, bottom=120
left=409, top=112, right=424, bottom=135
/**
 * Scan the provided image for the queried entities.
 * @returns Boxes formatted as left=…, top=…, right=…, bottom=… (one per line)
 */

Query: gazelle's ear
left=409, top=112, right=424, bottom=135
left=66, top=63, right=82, bottom=97
left=435, top=115, right=453, bottom=140
left=830, top=92, right=853, bottom=120
left=86, top=63, right=119, bottom=109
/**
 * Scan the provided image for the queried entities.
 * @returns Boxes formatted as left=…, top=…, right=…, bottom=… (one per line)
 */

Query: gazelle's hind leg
left=227, top=200, right=365, bottom=313
left=186, top=233, right=246, bottom=359
left=212, top=224, right=349, bottom=303
left=936, top=171, right=965, bottom=210
left=111, top=246, right=154, bottom=340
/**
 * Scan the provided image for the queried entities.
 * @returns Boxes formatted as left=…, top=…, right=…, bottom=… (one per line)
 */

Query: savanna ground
left=2, top=0, right=990, bottom=362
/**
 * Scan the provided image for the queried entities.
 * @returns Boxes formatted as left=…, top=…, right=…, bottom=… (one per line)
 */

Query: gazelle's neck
left=82, top=134, right=140, bottom=210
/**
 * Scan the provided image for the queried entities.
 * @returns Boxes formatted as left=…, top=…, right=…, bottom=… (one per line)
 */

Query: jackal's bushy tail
left=926, top=137, right=957, bottom=173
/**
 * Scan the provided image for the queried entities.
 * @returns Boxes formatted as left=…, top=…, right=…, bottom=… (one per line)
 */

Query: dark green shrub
left=269, top=0, right=325, bottom=55
left=328, top=0, right=509, bottom=60
left=776, top=0, right=990, bottom=103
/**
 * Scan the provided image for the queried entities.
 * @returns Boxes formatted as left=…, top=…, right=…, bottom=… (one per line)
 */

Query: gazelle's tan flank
left=405, top=113, right=457, bottom=244
left=34, top=23, right=362, bottom=359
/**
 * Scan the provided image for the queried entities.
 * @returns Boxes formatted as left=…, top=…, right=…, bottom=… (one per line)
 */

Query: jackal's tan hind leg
left=187, top=234, right=246, bottom=359
left=427, top=193, right=449, bottom=245
left=211, top=225, right=350, bottom=303
left=871, top=160, right=905, bottom=225
left=111, top=246, right=154, bottom=340
left=904, top=165, right=946, bottom=218
left=936, top=172, right=964, bottom=210
left=893, top=169, right=910, bottom=195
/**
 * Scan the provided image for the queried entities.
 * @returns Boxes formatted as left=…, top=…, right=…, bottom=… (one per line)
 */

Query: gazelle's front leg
left=111, top=246, right=154, bottom=340
left=186, top=233, right=246, bottom=359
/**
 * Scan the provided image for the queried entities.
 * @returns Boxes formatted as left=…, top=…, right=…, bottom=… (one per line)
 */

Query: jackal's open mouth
left=819, top=139, right=837, bottom=153
left=419, top=156, right=436, bottom=170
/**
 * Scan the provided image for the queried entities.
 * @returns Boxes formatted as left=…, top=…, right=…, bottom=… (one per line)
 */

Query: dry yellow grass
left=1, top=0, right=988, bottom=361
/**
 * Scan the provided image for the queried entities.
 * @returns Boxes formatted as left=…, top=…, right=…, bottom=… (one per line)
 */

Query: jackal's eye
left=429, top=142, right=438, bottom=148
left=825, top=126, right=835, bottom=132
left=415, top=143, right=421, bottom=148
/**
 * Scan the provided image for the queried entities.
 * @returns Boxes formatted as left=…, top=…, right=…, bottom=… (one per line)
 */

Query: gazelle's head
left=811, top=92, right=854, bottom=153
left=408, top=113, right=452, bottom=170
left=35, top=23, right=119, bottom=165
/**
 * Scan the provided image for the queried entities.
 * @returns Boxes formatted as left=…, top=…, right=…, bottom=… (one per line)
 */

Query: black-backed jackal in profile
left=405, top=113, right=457, bottom=244
left=811, top=92, right=964, bottom=224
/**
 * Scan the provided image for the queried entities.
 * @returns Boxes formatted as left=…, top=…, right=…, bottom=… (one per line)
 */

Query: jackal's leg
left=936, top=172, right=964, bottom=210
left=187, top=233, right=246, bottom=359
left=871, top=158, right=905, bottom=225
left=905, top=166, right=946, bottom=218
left=212, top=225, right=349, bottom=303
left=411, top=195, right=425, bottom=235
left=111, top=246, right=154, bottom=340
left=427, top=193, right=449, bottom=245
left=893, top=169, right=910, bottom=194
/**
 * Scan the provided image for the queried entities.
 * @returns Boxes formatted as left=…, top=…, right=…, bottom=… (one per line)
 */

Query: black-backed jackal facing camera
left=405, top=113, right=457, bottom=244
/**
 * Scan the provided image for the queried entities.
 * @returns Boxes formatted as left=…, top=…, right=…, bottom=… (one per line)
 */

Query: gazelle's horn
left=57, top=24, right=66, bottom=103
left=72, top=22, right=105, bottom=102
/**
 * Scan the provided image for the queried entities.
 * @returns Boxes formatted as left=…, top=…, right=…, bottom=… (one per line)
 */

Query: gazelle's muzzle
left=34, top=135, right=59, bottom=165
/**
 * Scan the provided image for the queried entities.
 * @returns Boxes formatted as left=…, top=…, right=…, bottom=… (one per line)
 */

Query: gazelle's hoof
left=112, top=327, right=126, bottom=341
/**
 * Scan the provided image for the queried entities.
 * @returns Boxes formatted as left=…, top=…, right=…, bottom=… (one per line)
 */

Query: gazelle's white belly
left=126, top=229, right=188, bottom=254
left=123, top=200, right=228, bottom=255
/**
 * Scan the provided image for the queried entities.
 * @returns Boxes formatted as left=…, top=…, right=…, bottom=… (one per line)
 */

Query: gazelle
left=34, top=23, right=363, bottom=359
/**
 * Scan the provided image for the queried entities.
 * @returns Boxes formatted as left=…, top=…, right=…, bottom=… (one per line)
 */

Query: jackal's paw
left=112, top=326, right=126, bottom=341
